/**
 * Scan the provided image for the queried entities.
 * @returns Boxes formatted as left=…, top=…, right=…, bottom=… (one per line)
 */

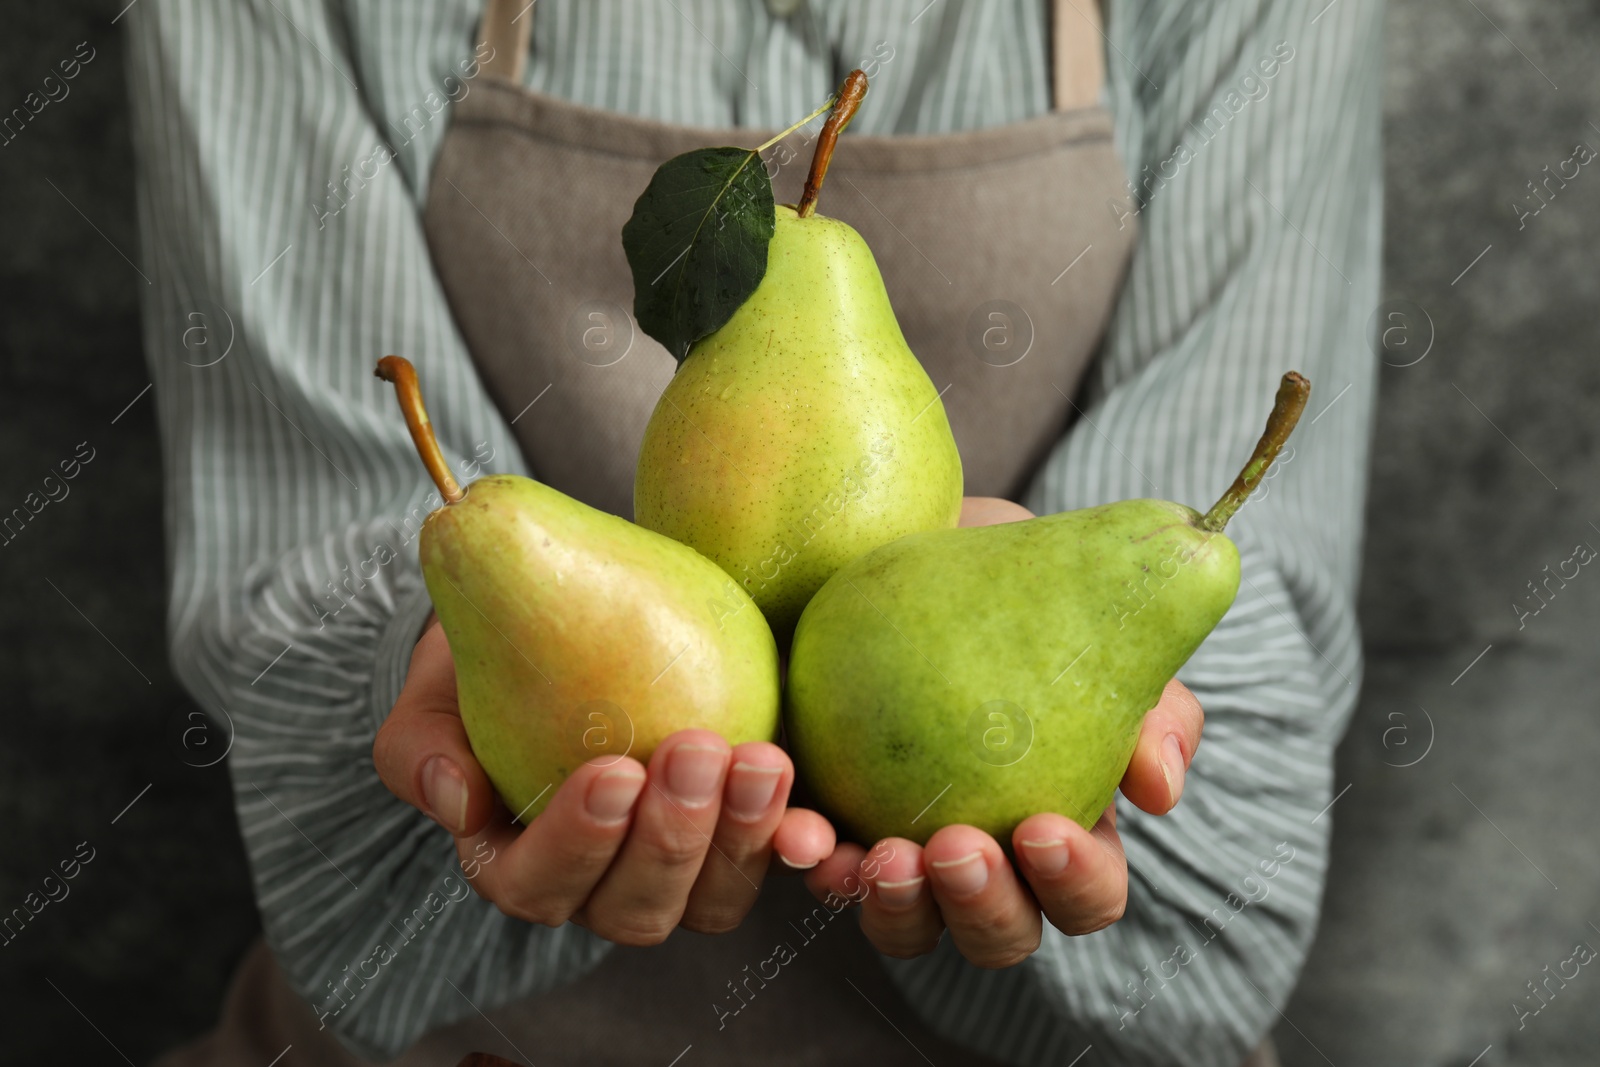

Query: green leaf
left=622, top=146, right=775, bottom=364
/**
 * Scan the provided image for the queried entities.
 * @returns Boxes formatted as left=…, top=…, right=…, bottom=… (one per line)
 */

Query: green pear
left=634, top=72, right=962, bottom=645
left=377, top=357, right=779, bottom=822
left=784, top=374, right=1310, bottom=845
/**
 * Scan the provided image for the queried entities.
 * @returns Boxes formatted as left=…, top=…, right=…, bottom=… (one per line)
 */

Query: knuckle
left=587, top=912, right=677, bottom=947
left=555, top=834, right=628, bottom=873
left=976, top=927, right=1042, bottom=970
left=495, top=892, right=570, bottom=928
left=949, top=905, right=1044, bottom=968
left=679, top=905, right=746, bottom=935
left=1173, top=685, right=1204, bottom=730
left=493, top=897, right=532, bottom=923
left=997, top=947, right=1038, bottom=969
left=970, top=942, right=1038, bottom=970
left=1063, top=897, right=1126, bottom=936
left=370, top=721, right=403, bottom=784
left=680, top=880, right=760, bottom=935
left=637, top=828, right=711, bottom=871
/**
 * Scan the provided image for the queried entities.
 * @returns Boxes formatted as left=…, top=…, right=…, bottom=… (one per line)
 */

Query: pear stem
left=795, top=69, right=868, bottom=219
left=1198, top=372, right=1311, bottom=533
left=375, top=355, right=465, bottom=504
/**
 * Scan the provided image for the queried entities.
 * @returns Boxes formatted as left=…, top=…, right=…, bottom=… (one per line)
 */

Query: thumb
left=372, top=618, right=498, bottom=836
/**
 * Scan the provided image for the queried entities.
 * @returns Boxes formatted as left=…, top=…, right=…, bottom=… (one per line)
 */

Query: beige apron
left=429, top=0, right=1134, bottom=518
left=158, top=3, right=1273, bottom=1065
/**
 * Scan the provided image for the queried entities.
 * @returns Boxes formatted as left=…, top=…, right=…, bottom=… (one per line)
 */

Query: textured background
left=1280, top=3, right=1600, bottom=1065
left=0, top=2, right=1595, bottom=1065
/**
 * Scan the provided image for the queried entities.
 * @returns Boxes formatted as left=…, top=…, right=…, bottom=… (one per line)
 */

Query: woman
left=131, top=1, right=1382, bottom=1064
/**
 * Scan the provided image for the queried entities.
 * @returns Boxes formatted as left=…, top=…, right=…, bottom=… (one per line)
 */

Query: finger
left=580, top=730, right=730, bottom=945
left=803, top=840, right=868, bottom=906
left=855, top=838, right=944, bottom=959
left=1013, top=809, right=1129, bottom=936
left=372, top=620, right=497, bottom=836
left=959, top=496, right=1035, bottom=527
left=679, top=742, right=794, bottom=933
left=1119, top=678, right=1205, bottom=815
left=461, top=754, right=648, bottom=926
left=771, top=808, right=836, bottom=872
left=922, top=825, right=1042, bottom=969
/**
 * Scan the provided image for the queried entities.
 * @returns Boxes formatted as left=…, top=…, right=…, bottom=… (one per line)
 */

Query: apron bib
left=426, top=0, right=1135, bottom=519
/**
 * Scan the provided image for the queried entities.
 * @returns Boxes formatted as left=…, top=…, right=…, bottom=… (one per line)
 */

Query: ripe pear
left=376, top=357, right=779, bottom=822
left=784, top=374, right=1311, bottom=845
left=634, top=71, right=962, bottom=645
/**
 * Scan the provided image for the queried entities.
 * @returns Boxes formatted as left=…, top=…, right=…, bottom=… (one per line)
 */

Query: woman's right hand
left=373, top=617, right=836, bottom=943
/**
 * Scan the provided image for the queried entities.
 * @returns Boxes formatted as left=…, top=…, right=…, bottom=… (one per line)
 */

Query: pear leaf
left=622, top=146, right=775, bottom=363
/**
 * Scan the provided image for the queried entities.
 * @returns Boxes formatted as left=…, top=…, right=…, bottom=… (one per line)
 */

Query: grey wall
left=1279, top=3, right=1600, bottom=1066
left=0, top=3, right=262, bottom=1063
left=0, top=2, right=1593, bottom=1065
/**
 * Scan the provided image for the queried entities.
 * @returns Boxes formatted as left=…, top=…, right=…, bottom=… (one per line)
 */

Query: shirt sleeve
left=881, top=2, right=1384, bottom=1064
left=125, top=1, right=611, bottom=1058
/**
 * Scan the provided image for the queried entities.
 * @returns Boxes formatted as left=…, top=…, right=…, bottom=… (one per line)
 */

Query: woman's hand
left=373, top=619, right=836, bottom=943
left=799, top=496, right=1206, bottom=967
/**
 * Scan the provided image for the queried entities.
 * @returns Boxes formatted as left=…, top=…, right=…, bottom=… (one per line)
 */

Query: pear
left=784, top=374, right=1311, bottom=845
left=635, top=71, right=962, bottom=645
left=376, top=356, right=779, bottom=822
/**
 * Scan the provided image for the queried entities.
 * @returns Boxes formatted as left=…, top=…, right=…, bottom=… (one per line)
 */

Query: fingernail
left=423, top=756, right=469, bottom=834
left=724, top=761, right=783, bottom=821
left=667, top=743, right=727, bottom=806
left=929, top=851, right=988, bottom=898
left=872, top=876, right=925, bottom=909
left=778, top=854, right=819, bottom=870
left=1161, top=734, right=1187, bottom=806
left=585, top=767, right=646, bottom=824
left=1019, top=837, right=1069, bottom=876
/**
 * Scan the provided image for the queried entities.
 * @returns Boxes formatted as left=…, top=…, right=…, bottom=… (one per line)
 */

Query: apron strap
left=475, top=0, right=1105, bottom=108
left=1052, top=0, right=1106, bottom=111
left=478, top=0, right=533, bottom=84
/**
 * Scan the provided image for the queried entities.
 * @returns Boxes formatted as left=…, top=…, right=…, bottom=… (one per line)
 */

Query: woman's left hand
left=799, top=497, right=1206, bottom=967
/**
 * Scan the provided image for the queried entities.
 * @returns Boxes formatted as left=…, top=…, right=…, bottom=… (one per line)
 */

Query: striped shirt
left=126, top=1, right=1383, bottom=1063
